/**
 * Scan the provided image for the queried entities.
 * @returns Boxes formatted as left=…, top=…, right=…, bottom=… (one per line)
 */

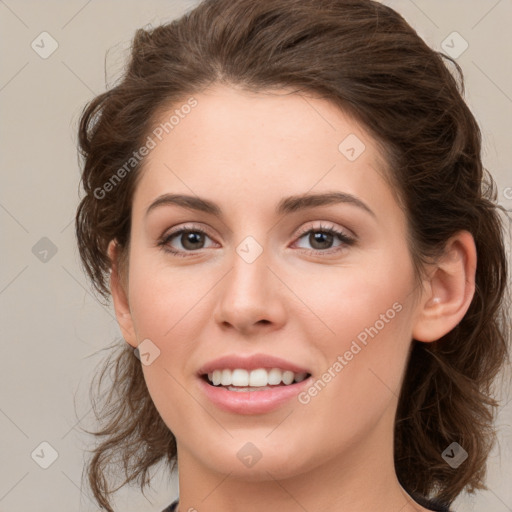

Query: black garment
left=161, top=495, right=452, bottom=512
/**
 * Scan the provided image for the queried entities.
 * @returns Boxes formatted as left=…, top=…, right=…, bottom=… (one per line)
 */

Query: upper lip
left=197, top=353, right=310, bottom=376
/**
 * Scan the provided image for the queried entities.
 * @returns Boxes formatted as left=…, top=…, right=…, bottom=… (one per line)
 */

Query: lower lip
left=198, top=376, right=312, bottom=415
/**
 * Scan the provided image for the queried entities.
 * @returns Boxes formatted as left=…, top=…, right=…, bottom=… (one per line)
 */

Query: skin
left=108, top=84, right=476, bottom=512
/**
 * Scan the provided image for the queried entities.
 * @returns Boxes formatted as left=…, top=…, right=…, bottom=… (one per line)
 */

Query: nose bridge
left=226, top=238, right=271, bottom=307
left=214, top=234, right=284, bottom=331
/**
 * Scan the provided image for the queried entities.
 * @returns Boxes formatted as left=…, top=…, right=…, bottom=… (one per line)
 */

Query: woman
left=75, top=0, right=511, bottom=511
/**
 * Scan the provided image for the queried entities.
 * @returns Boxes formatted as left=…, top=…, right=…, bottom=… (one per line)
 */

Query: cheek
left=126, top=254, right=213, bottom=401
left=127, top=250, right=207, bottom=339
left=297, top=252, right=415, bottom=415
left=128, top=262, right=206, bottom=429
left=295, top=306, right=413, bottom=460
left=296, top=251, right=414, bottom=356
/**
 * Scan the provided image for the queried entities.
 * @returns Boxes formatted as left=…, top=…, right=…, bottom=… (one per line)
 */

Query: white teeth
left=268, top=368, right=282, bottom=385
left=249, top=368, right=268, bottom=387
left=231, top=369, right=249, bottom=386
left=212, top=370, right=222, bottom=386
left=205, top=368, right=309, bottom=387
left=282, top=370, right=295, bottom=385
left=221, top=369, right=231, bottom=386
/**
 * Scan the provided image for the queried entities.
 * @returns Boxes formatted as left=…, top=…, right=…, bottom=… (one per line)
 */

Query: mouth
left=198, top=367, right=313, bottom=415
left=196, top=354, right=313, bottom=414
left=201, top=368, right=311, bottom=392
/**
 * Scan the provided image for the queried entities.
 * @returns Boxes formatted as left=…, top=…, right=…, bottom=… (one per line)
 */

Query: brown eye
left=179, top=231, right=206, bottom=250
left=158, top=226, right=216, bottom=255
left=294, top=224, right=355, bottom=254
left=308, top=231, right=334, bottom=250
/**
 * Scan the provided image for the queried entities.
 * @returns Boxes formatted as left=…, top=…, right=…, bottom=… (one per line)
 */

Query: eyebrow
left=145, top=191, right=376, bottom=219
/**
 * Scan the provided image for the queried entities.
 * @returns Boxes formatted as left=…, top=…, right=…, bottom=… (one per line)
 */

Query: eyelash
left=157, top=222, right=356, bottom=257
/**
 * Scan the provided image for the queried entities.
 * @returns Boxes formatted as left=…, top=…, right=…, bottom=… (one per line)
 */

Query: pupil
left=183, top=231, right=204, bottom=250
left=311, top=231, right=332, bottom=249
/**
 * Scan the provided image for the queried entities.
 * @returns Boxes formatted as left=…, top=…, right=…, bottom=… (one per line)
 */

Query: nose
left=213, top=247, right=287, bottom=335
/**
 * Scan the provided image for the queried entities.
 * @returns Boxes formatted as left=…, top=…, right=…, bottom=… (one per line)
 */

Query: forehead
left=133, top=84, right=400, bottom=224
left=147, top=84, right=377, bottom=167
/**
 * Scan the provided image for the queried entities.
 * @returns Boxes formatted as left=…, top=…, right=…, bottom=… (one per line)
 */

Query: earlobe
left=107, top=240, right=137, bottom=348
left=412, top=231, right=477, bottom=343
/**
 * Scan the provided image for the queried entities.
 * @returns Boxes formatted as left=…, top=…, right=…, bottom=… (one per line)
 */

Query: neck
left=173, top=407, right=430, bottom=512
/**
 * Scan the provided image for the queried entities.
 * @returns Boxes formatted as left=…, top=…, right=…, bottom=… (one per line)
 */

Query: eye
left=293, top=223, right=355, bottom=254
left=157, top=222, right=355, bottom=257
left=157, top=224, right=217, bottom=256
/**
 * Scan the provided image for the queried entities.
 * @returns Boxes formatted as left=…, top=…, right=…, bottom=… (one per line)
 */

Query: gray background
left=0, top=1, right=511, bottom=511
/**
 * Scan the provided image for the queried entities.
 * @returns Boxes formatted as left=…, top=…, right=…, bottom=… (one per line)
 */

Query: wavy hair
left=75, top=0, right=511, bottom=510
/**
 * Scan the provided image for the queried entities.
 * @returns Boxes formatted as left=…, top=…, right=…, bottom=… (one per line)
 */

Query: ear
left=412, top=231, right=477, bottom=342
left=107, top=240, right=137, bottom=348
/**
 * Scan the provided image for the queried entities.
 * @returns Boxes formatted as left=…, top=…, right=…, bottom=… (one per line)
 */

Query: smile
left=199, top=370, right=312, bottom=414
left=206, top=368, right=310, bottom=388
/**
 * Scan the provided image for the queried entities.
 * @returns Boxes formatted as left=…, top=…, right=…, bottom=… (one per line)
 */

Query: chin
left=202, top=442, right=312, bottom=481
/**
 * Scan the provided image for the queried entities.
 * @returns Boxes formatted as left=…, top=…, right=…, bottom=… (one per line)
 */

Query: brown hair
left=75, top=0, right=511, bottom=510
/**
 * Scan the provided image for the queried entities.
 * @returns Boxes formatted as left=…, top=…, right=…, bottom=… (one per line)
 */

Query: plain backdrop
left=0, top=1, right=511, bottom=511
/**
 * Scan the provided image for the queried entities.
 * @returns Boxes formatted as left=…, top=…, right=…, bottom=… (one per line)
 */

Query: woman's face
left=117, top=84, right=426, bottom=479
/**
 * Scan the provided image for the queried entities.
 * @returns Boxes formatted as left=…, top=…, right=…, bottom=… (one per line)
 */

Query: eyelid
left=160, top=222, right=216, bottom=240
left=293, top=221, right=355, bottom=240
left=291, top=222, right=356, bottom=255
left=158, top=220, right=356, bottom=255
